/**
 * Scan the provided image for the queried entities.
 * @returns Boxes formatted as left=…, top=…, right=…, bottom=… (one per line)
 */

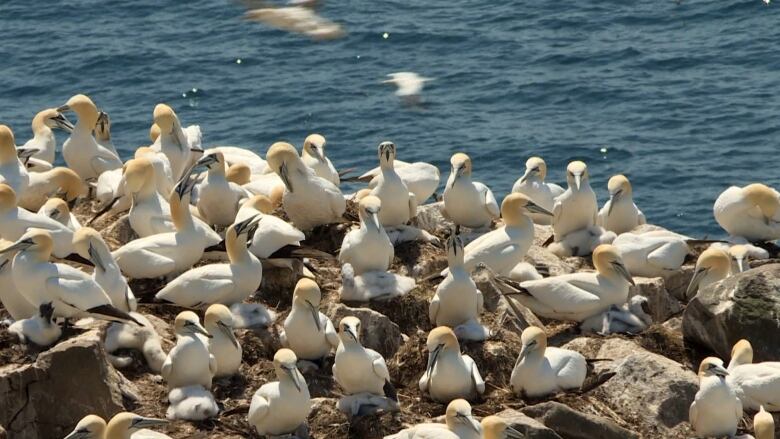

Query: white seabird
left=511, top=156, right=564, bottom=225
left=93, top=111, right=119, bottom=157
left=20, top=166, right=85, bottom=212
left=104, top=312, right=167, bottom=373
left=726, top=339, right=780, bottom=411
left=281, top=278, right=340, bottom=361
left=193, top=151, right=249, bottom=227
left=37, top=198, right=82, bottom=232
left=248, top=348, right=311, bottom=437
left=339, top=195, right=394, bottom=274
left=419, top=326, right=484, bottom=403
left=689, top=357, right=742, bottom=438
left=301, top=133, right=339, bottom=185
left=383, top=72, right=433, bottom=106
left=754, top=406, right=775, bottom=439
left=384, top=399, right=481, bottom=439
left=204, top=304, right=242, bottom=378
left=686, top=247, right=732, bottom=298
left=161, top=311, right=216, bottom=390
left=0, top=239, right=35, bottom=320
left=8, top=302, right=61, bottom=347
left=19, top=108, right=73, bottom=166
left=442, top=152, right=499, bottom=230
left=597, top=174, right=646, bottom=235
left=0, top=125, right=30, bottom=196
left=481, top=416, right=525, bottom=439
left=150, top=103, right=200, bottom=181
left=369, top=141, right=416, bottom=227
left=510, top=326, right=586, bottom=398
left=358, top=160, right=440, bottom=204
left=72, top=227, right=136, bottom=312
left=57, top=94, right=122, bottom=180
left=612, top=230, right=691, bottom=278
left=233, top=194, right=306, bottom=260
left=714, top=183, right=780, bottom=242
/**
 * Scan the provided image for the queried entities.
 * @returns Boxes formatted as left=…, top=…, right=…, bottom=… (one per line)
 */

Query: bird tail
left=87, top=305, right=142, bottom=326
left=383, top=379, right=398, bottom=402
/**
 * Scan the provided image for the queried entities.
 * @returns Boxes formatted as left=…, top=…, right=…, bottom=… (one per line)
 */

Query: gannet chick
left=442, top=153, right=499, bottom=229
left=113, top=175, right=220, bottom=279
left=441, top=193, right=550, bottom=277
left=385, top=399, right=481, bottom=439
left=0, top=239, right=36, bottom=320
left=370, top=141, right=417, bottom=227
left=0, top=125, right=30, bottom=196
left=282, top=279, right=339, bottom=361
left=597, top=175, right=646, bottom=235
left=20, top=167, right=85, bottom=211
left=383, top=72, right=433, bottom=106
left=580, top=295, right=652, bottom=335
left=151, top=103, right=197, bottom=180
left=430, top=234, right=485, bottom=340
left=63, top=414, right=106, bottom=439
left=156, top=215, right=262, bottom=307
left=266, top=141, right=346, bottom=231
left=686, top=248, right=732, bottom=297
left=333, top=316, right=398, bottom=416
left=510, top=326, right=586, bottom=398
left=166, top=385, right=219, bottom=421
left=339, top=195, right=394, bottom=274
left=37, top=198, right=81, bottom=232
left=714, top=183, right=780, bottom=242
left=301, top=134, right=339, bottom=185
left=161, top=311, right=216, bottom=390
left=204, top=304, right=242, bottom=377
left=689, top=357, right=742, bottom=438
left=194, top=152, right=249, bottom=227
left=726, top=341, right=780, bottom=411
left=511, top=156, right=564, bottom=225
left=0, top=229, right=137, bottom=324
left=508, top=244, right=634, bottom=321
left=339, top=262, right=416, bottom=301
left=248, top=348, right=311, bottom=436
left=8, top=302, right=61, bottom=347
left=73, top=227, right=136, bottom=312
left=754, top=406, right=775, bottom=439
left=20, top=109, right=73, bottom=165
left=93, top=111, right=119, bottom=157
left=612, top=230, right=690, bottom=277
left=481, top=416, right=524, bottom=439
left=419, top=326, right=484, bottom=403
left=57, top=94, right=122, bottom=180
left=106, top=412, right=170, bottom=439
left=233, top=194, right=306, bottom=259
left=105, top=312, right=167, bottom=373
left=0, top=184, right=75, bottom=258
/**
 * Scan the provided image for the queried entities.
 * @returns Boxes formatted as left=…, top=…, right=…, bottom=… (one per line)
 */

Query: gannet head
left=72, top=228, right=108, bottom=272
left=0, top=125, right=17, bottom=164
left=377, top=141, right=396, bottom=167
left=566, top=160, right=588, bottom=191
left=426, top=326, right=459, bottom=377
left=698, top=357, right=729, bottom=380
left=0, top=183, right=17, bottom=211
left=293, top=278, right=323, bottom=331
left=501, top=193, right=553, bottom=226
left=730, top=339, right=753, bottom=367
left=32, top=109, right=73, bottom=134
left=686, top=248, right=731, bottom=296
left=0, top=228, right=54, bottom=260
left=754, top=406, right=775, bottom=439
left=338, top=316, right=362, bottom=344
left=743, top=183, right=780, bottom=220
left=106, top=412, right=168, bottom=437
left=606, top=174, right=632, bottom=216
left=450, top=153, right=472, bottom=179
left=226, top=163, right=252, bottom=186
left=94, top=111, right=111, bottom=141
left=174, top=311, right=212, bottom=338
left=134, top=146, right=155, bottom=160
left=51, top=167, right=87, bottom=203
left=226, top=213, right=261, bottom=249
left=63, top=414, right=106, bottom=439
left=273, top=348, right=305, bottom=392
left=58, top=94, right=99, bottom=129
left=205, top=304, right=239, bottom=349
left=303, top=134, right=327, bottom=162
left=445, top=399, right=481, bottom=435
left=593, top=244, right=635, bottom=285
left=243, top=194, right=274, bottom=215
left=195, top=152, right=225, bottom=175
left=42, top=198, right=70, bottom=223
left=445, top=232, right=465, bottom=267
left=122, top=158, right=155, bottom=194
left=728, top=245, right=750, bottom=273
left=481, top=416, right=524, bottom=439
left=520, top=157, right=547, bottom=184
left=358, top=195, right=382, bottom=230
left=149, top=123, right=161, bottom=142
left=267, top=142, right=299, bottom=193
left=518, top=326, right=547, bottom=363
left=153, top=104, right=177, bottom=134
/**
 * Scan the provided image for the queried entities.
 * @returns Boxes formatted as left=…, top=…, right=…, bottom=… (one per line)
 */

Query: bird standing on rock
left=282, top=278, right=340, bottom=362
left=419, top=326, right=484, bottom=403
left=204, top=304, right=242, bottom=378
left=510, top=326, right=586, bottom=398
left=248, top=348, right=311, bottom=437
left=301, top=133, right=339, bottom=185
left=597, top=174, right=645, bottom=235
left=339, top=195, right=394, bottom=274
left=511, top=156, right=564, bottom=225
left=442, top=152, right=499, bottom=230
left=370, top=141, right=417, bottom=227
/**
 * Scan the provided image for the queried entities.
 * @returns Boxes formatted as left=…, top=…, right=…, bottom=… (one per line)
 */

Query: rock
left=100, top=215, right=137, bottom=248
left=532, top=225, right=554, bottom=247
left=683, top=264, right=780, bottom=362
left=0, top=329, right=129, bottom=439
left=0, top=424, right=6, bottom=439
left=493, top=409, right=562, bottom=439
left=563, top=337, right=696, bottom=437
left=661, top=265, right=695, bottom=302
left=326, top=303, right=402, bottom=358
left=521, top=401, right=639, bottom=439
left=414, top=202, right=453, bottom=236
left=629, top=277, right=682, bottom=323
left=526, top=245, right=576, bottom=278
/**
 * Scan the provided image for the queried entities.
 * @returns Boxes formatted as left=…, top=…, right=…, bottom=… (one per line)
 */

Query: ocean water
left=1, top=0, right=779, bottom=236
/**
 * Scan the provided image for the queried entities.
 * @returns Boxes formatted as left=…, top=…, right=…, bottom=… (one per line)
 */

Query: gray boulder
left=493, top=409, right=562, bottom=439
left=683, top=263, right=780, bottom=362
left=629, top=277, right=682, bottom=323
left=521, top=401, right=639, bottom=439
left=661, top=265, right=695, bottom=302
left=326, top=303, right=403, bottom=358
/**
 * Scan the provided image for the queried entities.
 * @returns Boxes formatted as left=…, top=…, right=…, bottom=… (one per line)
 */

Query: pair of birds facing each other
left=64, top=412, right=170, bottom=439
left=385, top=400, right=524, bottom=439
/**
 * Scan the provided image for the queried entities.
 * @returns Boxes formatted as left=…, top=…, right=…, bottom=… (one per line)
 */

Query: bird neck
left=226, top=233, right=251, bottom=264
left=169, top=193, right=194, bottom=231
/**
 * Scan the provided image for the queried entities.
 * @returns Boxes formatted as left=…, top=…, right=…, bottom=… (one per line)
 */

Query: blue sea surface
left=1, top=0, right=779, bottom=236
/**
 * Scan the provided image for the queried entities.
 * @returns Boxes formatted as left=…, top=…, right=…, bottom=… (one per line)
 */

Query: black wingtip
left=86, top=305, right=141, bottom=326
left=204, top=241, right=227, bottom=253
left=63, top=253, right=95, bottom=267
left=542, top=234, right=555, bottom=247
left=383, top=379, right=398, bottom=402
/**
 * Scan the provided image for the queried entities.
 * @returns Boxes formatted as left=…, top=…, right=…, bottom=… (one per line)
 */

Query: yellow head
left=106, top=412, right=168, bottom=437
left=58, top=94, right=99, bottom=128
left=122, top=158, right=155, bottom=194
left=0, top=228, right=55, bottom=261
left=94, top=111, right=111, bottom=141
left=730, top=339, right=753, bottom=367
left=744, top=183, right=780, bottom=219
left=267, top=142, right=299, bottom=192
left=593, top=244, right=635, bottom=285
left=303, top=134, right=327, bottom=161
left=698, top=357, right=729, bottom=379
left=270, top=184, right=285, bottom=207
left=359, top=195, right=382, bottom=228
left=226, top=163, right=252, bottom=185
left=500, top=193, right=552, bottom=226
left=566, top=160, right=588, bottom=190
left=450, top=152, right=472, bottom=177
left=520, top=156, right=547, bottom=182
left=338, top=316, right=362, bottom=343
left=0, top=183, right=17, bottom=210
left=64, top=414, right=106, bottom=439
left=481, top=416, right=523, bottom=439
left=173, top=311, right=211, bottom=338
left=32, top=108, right=73, bottom=134
left=153, top=104, right=177, bottom=133
left=204, top=304, right=234, bottom=328
left=243, top=194, right=274, bottom=214
left=377, top=141, right=396, bottom=166
left=0, top=125, right=17, bottom=163
left=607, top=174, right=632, bottom=197
left=51, top=167, right=86, bottom=201
left=293, top=278, right=322, bottom=306
left=427, top=326, right=459, bottom=351
left=444, top=399, right=480, bottom=433
left=71, top=227, right=106, bottom=268
left=728, top=245, right=750, bottom=273
left=149, top=123, right=161, bottom=142
left=519, top=326, right=548, bottom=360
left=272, top=348, right=305, bottom=391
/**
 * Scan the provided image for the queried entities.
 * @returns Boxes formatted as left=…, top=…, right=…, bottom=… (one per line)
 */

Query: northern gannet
left=333, top=316, right=397, bottom=403
left=339, top=195, right=394, bottom=274
left=597, top=174, right=646, bottom=235
left=442, top=153, right=499, bottom=229
left=0, top=125, right=30, bottom=196
left=205, top=145, right=269, bottom=176
left=511, top=156, right=564, bottom=225
left=384, top=399, right=481, bottom=439
left=106, top=412, right=170, bottom=439
left=510, top=326, right=586, bottom=398
left=369, top=141, right=416, bottom=227
left=93, top=111, right=119, bottom=157
left=726, top=243, right=768, bottom=273
left=686, top=247, right=731, bottom=297
left=248, top=348, right=311, bottom=436
left=0, top=184, right=75, bottom=258
left=105, top=312, right=167, bottom=373
left=726, top=339, right=780, bottom=411
left=282, top=278, right=339, bottom=361
left=754, top=406, right=775, bottom=439
left=151, top=103, right=199, bottom=180
left=194, top=152, right=249, bottom=227
left=714, top=183, right=780, bottom=242
left=506, top=244, right=635, bottom=322
left=383, top=72, right=433, bottom=106
left=358, top=160, right=440, bottom=204
left=612, top=230, right=690, bottom=277
left=481, top=416, right=524, bottom=439
left=0, top=239, right=35, bottom=320
left=580, top=295, right=652, bottom=335
left=21, top=167, right=85, bottom=212
left=161, top=311, right=216, bottom=390
left=419, top=326, right=485, bottom=403
left=266, top=141, right=346, bottom=231
left=233, top=194, right=306, bottom=259
left=57, top=94, right=122, bottom=180
left=727, top=339, right=780, bottom=370
left=301, top=134, right=339, bottom=185
left=0, top=229, right=137, bottom=323
left=72, top=227, right=136, bottom=312
left=156, top=215, right=262, bottom=307
left=38, top=198, right=81, bottom=232
left=63, top=414, right=106, bottom=439
left=204, top=304, right=242, bottom=378
left=166, top=385, right=219, bottom=421
left=8, top=302, right=61, bottom=347
left=689, top=357, right=742, bottom=438
left=19, top=108, right=73, bottom=165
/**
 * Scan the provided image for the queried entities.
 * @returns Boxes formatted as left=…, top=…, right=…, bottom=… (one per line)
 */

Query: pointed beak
left=284, top=365, right=303, bottom=392
left=426, top=344, right=444, bottom=378
left=218, top=321, right=240, bottom=349
left=189, top=321, right=212, bottom=338
left=132, top=416, right=169, bottom=429
left=686, top=267, right=708, bottom=296
left=574, top=174, right=582, bottom=191
left=607, top=191, right=621, bottom=216
left=306, top=300, right=321, bottom=331
left=174, top=173, right=196, bottom=199
left=279, top=162, right=293, bottom=193
left=314, top=145, right=326, bottom=162
left=195, top=154, right=219, bottom=170
left=0, top=238, right=34, bottom=255
left=56, top=104, right=71, bottom=113
left=713, top=364, right=729, bottom=378
left=736, top=258, right=746, bottom=273
left=517, top=343, right=530, bottom=363
left=506, top=426, right=524, bottom=438
left=345, top=326, right=358, bottom=342
left=88, top=242, right=106, bottom=272
left=518, top=167, right=534, bottom=184
left=53, top=113, right=75, bottom=133
left=611, top=261, right=635, bottom=285
left=234, top=213, right=261, bottom=236
left=17, top=147, right=40, bottom=161
left=526, top=200, right=553, bottom=216
left=63, top=429, right=89, bottom=439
